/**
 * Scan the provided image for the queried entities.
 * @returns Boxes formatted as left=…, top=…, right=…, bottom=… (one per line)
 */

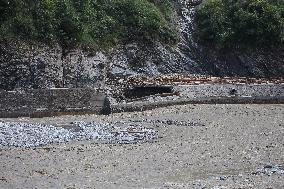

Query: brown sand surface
left=0, top=104, right=283, bottom=189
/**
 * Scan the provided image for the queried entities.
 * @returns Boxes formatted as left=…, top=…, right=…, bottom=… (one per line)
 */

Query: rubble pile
left=120, top=74, right=284, bottom=87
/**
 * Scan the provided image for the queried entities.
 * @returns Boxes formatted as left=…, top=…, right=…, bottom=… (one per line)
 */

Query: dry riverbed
left=0, top=104, right=284, bottom=189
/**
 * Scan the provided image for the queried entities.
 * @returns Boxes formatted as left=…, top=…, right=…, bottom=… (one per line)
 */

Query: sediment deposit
left=0, top=104, right=283, bottom=189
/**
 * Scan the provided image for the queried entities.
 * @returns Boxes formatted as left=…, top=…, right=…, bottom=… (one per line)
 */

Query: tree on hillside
left=196, top=0, right=284, bottom=48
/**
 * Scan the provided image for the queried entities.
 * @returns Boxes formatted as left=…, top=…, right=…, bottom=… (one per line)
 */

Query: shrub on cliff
left=0, top=0, right=177, bottom=48
left=196, top=0, right=284, bottom=48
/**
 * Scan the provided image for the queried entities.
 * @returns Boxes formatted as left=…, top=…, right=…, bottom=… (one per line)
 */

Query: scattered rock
left=125, top=119, right=205, bottom=127
left=0, top=121, right=158, bottom=147
left=252, top=164, right=284, bottom=176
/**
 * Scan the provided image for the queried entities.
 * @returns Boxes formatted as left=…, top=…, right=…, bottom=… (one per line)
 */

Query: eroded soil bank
left=0, top=104, right=283, bottom=189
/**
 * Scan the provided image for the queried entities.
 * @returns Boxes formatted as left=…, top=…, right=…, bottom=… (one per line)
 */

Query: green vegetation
left=196, top=0, right=284, bottom=48
left=0, top=0, right=177, bottom=48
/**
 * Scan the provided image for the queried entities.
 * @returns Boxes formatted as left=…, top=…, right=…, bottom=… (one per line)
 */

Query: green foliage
left=0, top=0, right=177, bottom=48
left=196, top=0, right=284, bottom=48
left=107, top=0, right=174, bottom=42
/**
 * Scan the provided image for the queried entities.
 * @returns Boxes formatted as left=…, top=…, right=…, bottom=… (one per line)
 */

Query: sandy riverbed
left=0, top=104, right=284, bottom=189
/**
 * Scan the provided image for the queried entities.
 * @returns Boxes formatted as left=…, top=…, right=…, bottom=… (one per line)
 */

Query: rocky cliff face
left=109, top=0, right=284, bottom=78
left=0, top=38, right=107, bottom=90
left=0, top=0, right=283, bottom=90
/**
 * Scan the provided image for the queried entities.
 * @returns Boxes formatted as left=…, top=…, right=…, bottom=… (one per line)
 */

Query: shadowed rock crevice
left=124, top=86, right=174, bottom=99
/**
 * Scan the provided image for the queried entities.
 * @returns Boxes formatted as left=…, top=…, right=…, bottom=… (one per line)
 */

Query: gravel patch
left=0, top=121, right=158, bottom=147
left=122, top=119, right=205, bottom=127
left=0, top=122, right=74, bottom=147
left=253, top=164, right=284, bottom=176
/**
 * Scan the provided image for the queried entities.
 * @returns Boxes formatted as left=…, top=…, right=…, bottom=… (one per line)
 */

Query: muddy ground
left=0, top=104, right=284, bottom=189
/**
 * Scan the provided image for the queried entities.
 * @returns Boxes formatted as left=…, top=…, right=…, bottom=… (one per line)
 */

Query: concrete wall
left=113, top=84, right=284, bottom=113
left=0, top=89, right=108, bottom=118
left=174, top=84, right=284, bottom=98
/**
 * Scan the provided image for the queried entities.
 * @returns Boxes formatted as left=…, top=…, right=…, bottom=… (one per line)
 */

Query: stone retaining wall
left=0, top=84, right=283, bottom=117
left=0, top=89, right=109, bottom=118
left=113, top=84, right=284, bottom=113
left=174, top=84, right=284, bottom=98
left=113, top=96, right=284, bottom=113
